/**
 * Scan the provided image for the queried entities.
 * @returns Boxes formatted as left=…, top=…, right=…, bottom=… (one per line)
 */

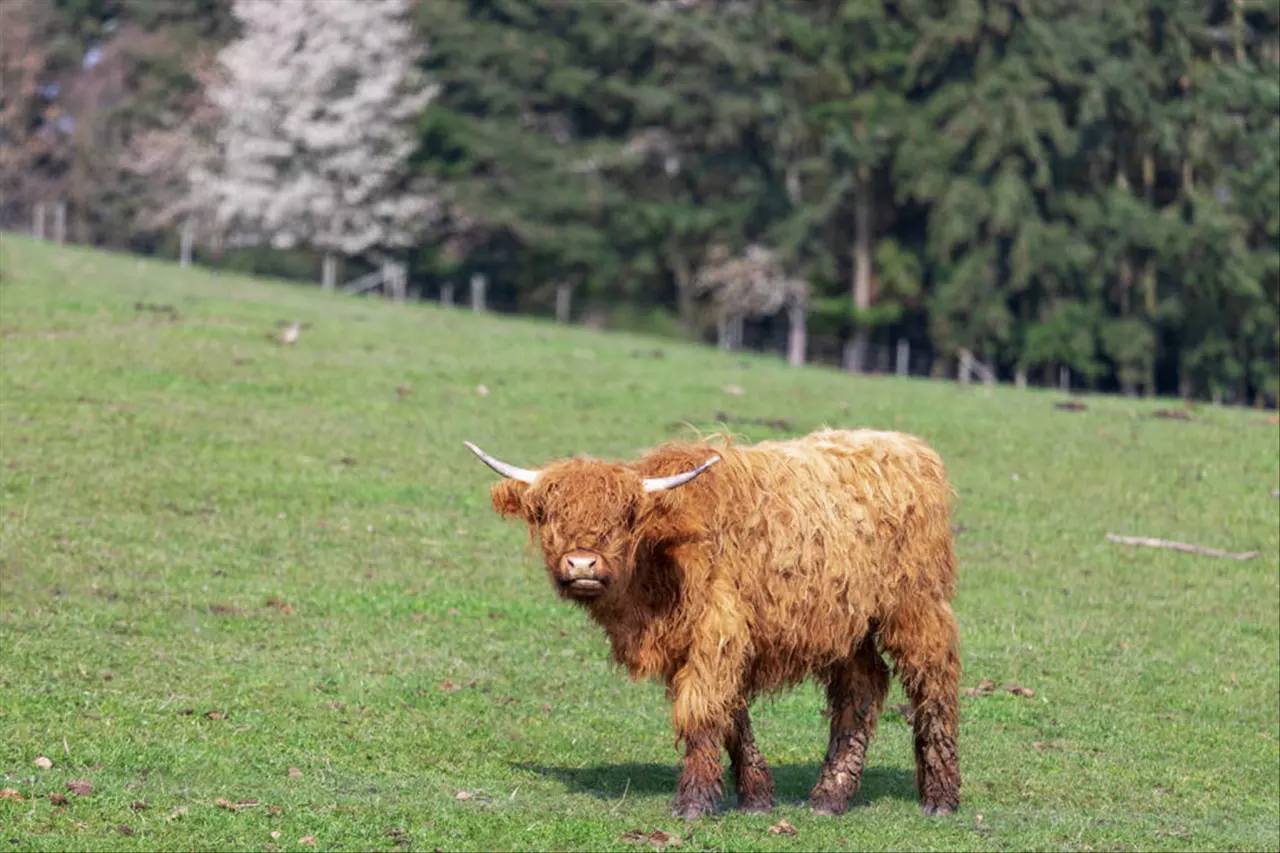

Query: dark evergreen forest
left=5, top=0, right=1277, bottom=404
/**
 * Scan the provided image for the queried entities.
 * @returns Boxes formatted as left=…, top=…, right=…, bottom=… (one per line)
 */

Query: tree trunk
left=1142, top=153, right=1157, bottom=318
left=382, top=262, right=406, bottom=302
left=1233, top=0, right=1246, bottom=63
left=783, top=164, right=805, bottom=369
left=787, top=303, right=807, bottom=367
left=785, top=165, right=801, bottom=206
left=847, top=165, right=874, bottom=373
left=718, top=314, right=744, bottom=350
left=1116, top=165, right=1133, bottom=317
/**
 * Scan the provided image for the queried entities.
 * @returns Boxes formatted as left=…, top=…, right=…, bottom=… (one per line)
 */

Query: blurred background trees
left=1, top=0, right=1276, bottom=405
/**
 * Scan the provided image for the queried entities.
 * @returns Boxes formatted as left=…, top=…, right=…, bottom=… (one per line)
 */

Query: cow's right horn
left=464, top=441, right=540, bottom=484
left=643, top=455, right=720, bottom=492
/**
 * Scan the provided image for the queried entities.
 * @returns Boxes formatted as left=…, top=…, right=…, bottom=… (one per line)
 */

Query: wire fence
left=8, top=200, right=1270, bottom=407
left=0, top=203, right=1082, bottom=392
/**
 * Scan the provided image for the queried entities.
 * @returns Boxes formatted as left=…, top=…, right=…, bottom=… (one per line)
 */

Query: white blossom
left=694, top=243, right=809, bottom=319
left=197, top=0, right=441, bottom=258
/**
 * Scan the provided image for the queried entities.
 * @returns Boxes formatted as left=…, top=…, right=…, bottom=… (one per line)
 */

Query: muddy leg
left=671, top=730, right=723, bottom=820
left=808, top=639, right=891, bottom=816
left=726, top=704, right=774, bottom=813
left=882, top=599, right=962, bottom=816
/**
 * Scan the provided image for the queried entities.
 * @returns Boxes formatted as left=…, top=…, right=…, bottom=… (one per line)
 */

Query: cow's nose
left=563, top=554, right=598, bottom=579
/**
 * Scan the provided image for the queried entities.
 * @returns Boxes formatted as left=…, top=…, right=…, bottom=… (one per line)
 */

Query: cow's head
left=464, top=442, right=718, bottom=602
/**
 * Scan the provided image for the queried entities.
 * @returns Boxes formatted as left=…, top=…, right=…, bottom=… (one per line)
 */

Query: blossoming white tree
left=196, top=0, right=440, bottom=288
left=694, top=244, right=810, bottom=365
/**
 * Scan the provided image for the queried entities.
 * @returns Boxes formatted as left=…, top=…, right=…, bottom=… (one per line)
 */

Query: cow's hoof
left=671, top=794, right=716, bottom=821
left=671, top=803, right=714, bottom=821
left=736, top=796, right=774, bottom=815
left=922, top=801, right=957, bottom=817
left=808, top=797, right=848, bottom=817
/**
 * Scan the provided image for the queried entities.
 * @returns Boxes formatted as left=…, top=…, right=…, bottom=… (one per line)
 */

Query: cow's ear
left=491, top=479, right=530, bottom=519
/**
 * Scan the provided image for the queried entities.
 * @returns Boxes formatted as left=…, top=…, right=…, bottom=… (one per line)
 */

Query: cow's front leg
left=672, top=728, right=724, bottom=820
left=668, top=608, right=746, bottom=820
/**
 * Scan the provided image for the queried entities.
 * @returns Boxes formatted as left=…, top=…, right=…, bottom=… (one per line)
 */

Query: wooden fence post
left=555, top=282, right=572, bottom=324
left=958, top=350, right=973, bottom=385
left=210, top=229, right=223, bottom=275
left=180, top=220, right=194, bottom=268
left=441, top=283, right=454, bottom=307
left=1059, top=366, right=1070, bottom=391
left=53, top=202, right=66, bottom=245
left=470, top=273, right=486, bottom=312
left=33, top=204, right=45, bottom=240
left=390, top=263, right=406, bottom=302
left=322, top=254, right=337, bottom=290
left=787, top=303, right=807, bottom=366
left=896, top=338, right=909, bottom=377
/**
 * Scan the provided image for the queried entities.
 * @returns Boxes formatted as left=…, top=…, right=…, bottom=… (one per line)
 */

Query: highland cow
left=465, top=428, right=961, bottom=820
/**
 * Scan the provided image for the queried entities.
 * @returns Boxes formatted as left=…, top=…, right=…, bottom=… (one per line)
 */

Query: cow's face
left=465, top=443, right=718, bottom=603
left=506, top=462, right=639, bottom=601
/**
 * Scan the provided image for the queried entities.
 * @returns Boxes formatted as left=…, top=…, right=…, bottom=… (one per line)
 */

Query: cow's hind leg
left=808, top=638, right=891, bottom=816
left=881, top=598, right=962, bottom=816
left=726, top=704, right=774, bottom=813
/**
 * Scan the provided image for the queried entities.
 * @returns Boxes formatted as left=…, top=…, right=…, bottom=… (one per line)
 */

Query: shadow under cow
left=513, top=761, right=917, bottom=808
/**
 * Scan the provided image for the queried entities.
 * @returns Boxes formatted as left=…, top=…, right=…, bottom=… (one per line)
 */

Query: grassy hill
left=1, top=234, right=1277, bottom=852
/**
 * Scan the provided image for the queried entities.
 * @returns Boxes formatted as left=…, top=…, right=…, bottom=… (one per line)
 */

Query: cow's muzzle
left=557, top=551, right=609, bottom=598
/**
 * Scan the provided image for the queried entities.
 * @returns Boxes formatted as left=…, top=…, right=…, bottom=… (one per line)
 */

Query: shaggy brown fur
left=477, top=428, right=962, bottom=820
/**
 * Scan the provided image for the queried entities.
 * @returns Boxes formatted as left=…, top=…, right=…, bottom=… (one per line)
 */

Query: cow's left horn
left=642, top=455, right=720, bottom=492
left=464, top=441, right=540, bottom=484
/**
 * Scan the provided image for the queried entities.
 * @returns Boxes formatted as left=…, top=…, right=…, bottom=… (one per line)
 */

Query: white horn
left=464, top=441, right=540, bottom=484
left=643, top=455, right=720, bottom=493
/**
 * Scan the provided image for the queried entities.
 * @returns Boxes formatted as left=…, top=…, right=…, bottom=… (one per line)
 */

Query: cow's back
left=707, top=428, right=956, bottom=690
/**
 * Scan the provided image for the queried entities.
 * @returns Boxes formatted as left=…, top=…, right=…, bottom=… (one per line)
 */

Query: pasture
left=1, top=234, right=1277, bottom=852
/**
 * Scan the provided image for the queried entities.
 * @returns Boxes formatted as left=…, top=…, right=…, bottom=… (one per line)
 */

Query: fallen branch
left=1106, top=533, right=1259, bottom=561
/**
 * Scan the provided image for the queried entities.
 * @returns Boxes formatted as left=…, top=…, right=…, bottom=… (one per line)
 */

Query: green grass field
left=1, top=234, right=1277, bottom=853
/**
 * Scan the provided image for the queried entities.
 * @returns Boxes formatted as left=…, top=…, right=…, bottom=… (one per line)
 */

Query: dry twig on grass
left=1105, top=533, right=1259, bottom=560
